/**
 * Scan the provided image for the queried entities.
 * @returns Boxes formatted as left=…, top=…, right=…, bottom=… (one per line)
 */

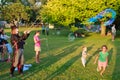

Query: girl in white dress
left=81, top=46, right=87, bottom=67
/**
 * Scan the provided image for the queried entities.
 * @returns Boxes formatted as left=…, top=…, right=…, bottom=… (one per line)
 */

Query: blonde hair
left=82, top=46, right=87, bottom=51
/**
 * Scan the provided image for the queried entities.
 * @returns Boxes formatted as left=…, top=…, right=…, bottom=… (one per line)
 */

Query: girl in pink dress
left=34, top=31, right=41, bottom=63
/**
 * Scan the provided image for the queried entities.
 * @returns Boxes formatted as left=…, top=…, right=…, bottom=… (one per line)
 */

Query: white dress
left=81, top=51, right=87, bottom=67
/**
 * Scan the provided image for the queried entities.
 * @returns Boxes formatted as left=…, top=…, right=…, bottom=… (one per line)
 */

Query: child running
left=94, top=45, right=109, bottom=76
left=81, top=46, right=87, bottom=67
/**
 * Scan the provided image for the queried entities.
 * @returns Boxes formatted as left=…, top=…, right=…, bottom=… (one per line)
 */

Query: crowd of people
left=0, top=20, right=47, bottom=77
left=0, top=22, right=116, bottom=77
left=0, top=20, right=31, bottom=77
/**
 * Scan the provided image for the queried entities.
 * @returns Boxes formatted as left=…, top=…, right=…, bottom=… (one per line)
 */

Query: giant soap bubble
left=86, top=9, right=116, bottom=32
left=88, top=8, right=116, bottom=26
left=68, top=33, right=75, bottom=41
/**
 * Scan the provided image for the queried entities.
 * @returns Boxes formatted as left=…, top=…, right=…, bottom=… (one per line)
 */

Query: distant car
left=0, top=21, right=10, bottom=28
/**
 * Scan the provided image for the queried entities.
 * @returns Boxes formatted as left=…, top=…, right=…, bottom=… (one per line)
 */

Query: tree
left=40, top=0, right=48, bottom=4
left=0, top=0, right=13, bottom=7
left=40, top=0, right=120, bottom=35
left=22, top=0, right=42, bottom=22
left=1, top=2, right=29, bottom=22
left=27, top=0, right=36, bottom=6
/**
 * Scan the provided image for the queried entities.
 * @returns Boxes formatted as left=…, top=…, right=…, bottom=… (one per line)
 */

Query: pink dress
left=34, top=35, right=41, bottom=47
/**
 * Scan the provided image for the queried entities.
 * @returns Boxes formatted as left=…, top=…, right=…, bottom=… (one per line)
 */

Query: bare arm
left=21, top=33, right=30, bottom=40
left=34, top=37, right=38, bottom=43
left=41, top=38, right=47, bottom=41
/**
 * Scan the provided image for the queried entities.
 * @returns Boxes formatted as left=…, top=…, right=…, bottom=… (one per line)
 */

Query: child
left=34, top=31, right=41, bottom=63
left=81, top=46, right=87, bottom=67
left=0, top=30, right=12, bottom=62
left=94, top=45, right=109, bottom=76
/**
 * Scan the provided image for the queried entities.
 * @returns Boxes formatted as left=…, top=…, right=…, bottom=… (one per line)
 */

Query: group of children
left=81, top=45, right=109, bottom=76
left=34, top=32, right=109, bottom=77
left=81, top=24, right=116, bottom=76
left=34, top=29, right=109, bottom=77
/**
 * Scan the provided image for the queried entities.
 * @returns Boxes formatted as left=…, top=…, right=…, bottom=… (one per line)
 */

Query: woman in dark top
left=10, top=25, right=30, bottom=77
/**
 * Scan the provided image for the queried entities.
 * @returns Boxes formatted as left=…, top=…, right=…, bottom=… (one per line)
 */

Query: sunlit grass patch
left=0, top=28, right=120, bottom=80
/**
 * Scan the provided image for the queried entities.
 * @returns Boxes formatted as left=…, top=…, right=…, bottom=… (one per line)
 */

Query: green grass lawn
left=0, top=27, right=120, bottom=80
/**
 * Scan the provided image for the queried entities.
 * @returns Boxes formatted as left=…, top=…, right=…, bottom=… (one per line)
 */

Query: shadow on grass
left=22, top=43, right=83, bottom=79
left=108, top=48, right=113, bottom=65
left=112, top=40, right=120, bottom=80
left=0, top=62, right=13, bottom=80
left=115, top=31, right=120, bottom=39
left=87, top=44, right=94, bottom=51
left=45, top=54, right=81, bottom=80
left=0, top=44, right=79, bottom=80
left=86, top=48, right=100, bottom=66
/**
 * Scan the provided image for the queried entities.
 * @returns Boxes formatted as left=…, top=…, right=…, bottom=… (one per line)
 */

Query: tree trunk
left=101, top=24, right=106, bottom=36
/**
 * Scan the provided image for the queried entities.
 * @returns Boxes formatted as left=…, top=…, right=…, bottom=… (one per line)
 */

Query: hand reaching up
left=24, top=30, right=31, bottom=34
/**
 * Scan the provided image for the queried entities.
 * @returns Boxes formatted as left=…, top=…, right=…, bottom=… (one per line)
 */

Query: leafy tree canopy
left=1, top=2, right=30, bottom=22
left=40, top=0, right=120, bottom=27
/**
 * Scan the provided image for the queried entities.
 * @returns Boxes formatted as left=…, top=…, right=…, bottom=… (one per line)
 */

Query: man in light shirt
left=111, top=24, right=116, bottom=41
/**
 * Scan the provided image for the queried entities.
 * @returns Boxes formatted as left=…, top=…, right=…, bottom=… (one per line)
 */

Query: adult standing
left=45, top=25, right=49, bottom=35
left=10, top=25, right=30, bottom=77
left=111, top=24, right=116, bottom=41
left=42, top=23, right=45, bottom=35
